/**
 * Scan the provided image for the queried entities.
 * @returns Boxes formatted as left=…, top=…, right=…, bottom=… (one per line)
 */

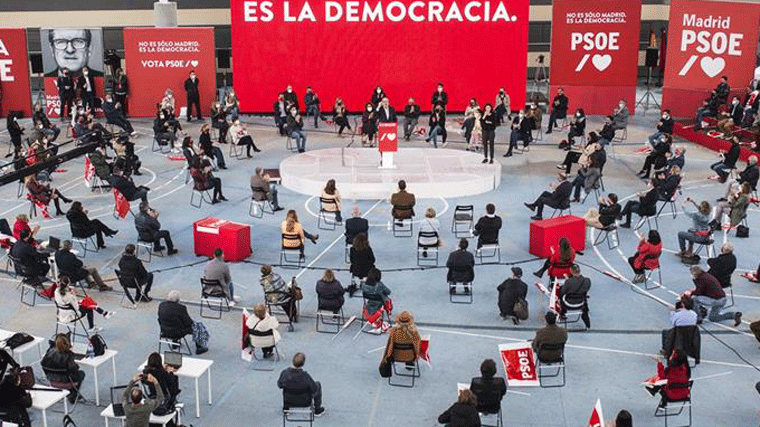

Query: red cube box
left=193, top=218, right=252, bottom=261
left=529, top=215, right=585, bottom=259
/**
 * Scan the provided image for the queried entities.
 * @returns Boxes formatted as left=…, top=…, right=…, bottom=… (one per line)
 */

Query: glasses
left=52, top=38, right=87, bottom=50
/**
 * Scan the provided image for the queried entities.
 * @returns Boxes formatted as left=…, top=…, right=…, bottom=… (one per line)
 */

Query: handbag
left=513, top=298, right=529, bottom=321
left=737, top=225, right=749, bottom=238
left=4, top=332, right=33, bottom=349
left=290, top=278, right=303, bottom=301
left=13, top=365, right=35, bottom=389
left=379, top=357, right=393, bottom=378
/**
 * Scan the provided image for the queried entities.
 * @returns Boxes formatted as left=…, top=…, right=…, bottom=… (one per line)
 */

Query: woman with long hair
left=210, top=102, right=230, bottom=145
left=361, top=268, right=392, bottom=333
left=332, top=97, right=351, bottom=136
left=629, top=229, right=662, bottom=283
left=437, top=389, right=481, bottom=427
left=199, top=124, right=227, bottom=170
left=350, top=233, right=375, bottom=285
left=41, top=334, right=86, bottom=404
left=190, top=156, right=226, bottom=204
left=533, top=237, right=575, bottom=281
left=229, top=117, right=260, bottom=157
left=321, top=179, right=342, bottom=222
left=54, top=276, right=114, bottom=333
left=361, top=103, right=378, bottom=147
left=645, top=349, right=691, bottom=406
left=25, top=174, right=72, bottom=218
left=316, top=269, right=345, bottom=314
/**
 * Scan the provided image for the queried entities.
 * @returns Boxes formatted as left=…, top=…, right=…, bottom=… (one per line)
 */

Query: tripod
left=635, top=67, right=660, bottom=114
left=531, top=60, right=548, bottom=101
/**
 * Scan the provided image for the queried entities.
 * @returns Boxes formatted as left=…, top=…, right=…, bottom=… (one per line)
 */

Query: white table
left=30, top=389, right=69, bottom=427
left=0, top=329, right=45, bottom=366
left=138, top=356, right=213, bottom=418
left=100, top=403, right=182, bottom=427
left=72, top=344, right=118, bottom=406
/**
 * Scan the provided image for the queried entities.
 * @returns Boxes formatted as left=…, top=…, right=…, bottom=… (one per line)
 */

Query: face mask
left=733, top=100, right=740, bottom=105
left=470, top=102, right=475, bottom=106
left=576, top=113, right=581, bottom=117
left=662, top=114, right=668, bottom=119
left=376, top=89, right=381, bottom=93
left=619, top=103, right=625, bottom=108
left=367, top=107, right=372, bottom=112
left=83, top=71, right=88, bottom=76
left=438, top=87, right=443, bottom=92
left=287, top=89, right=292, bottom=93
left=519, top=113, right=525, bottom=118
left=500, top=90, right=504, bottom=94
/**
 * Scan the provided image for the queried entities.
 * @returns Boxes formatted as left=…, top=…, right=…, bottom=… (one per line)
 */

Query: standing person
left=123, top=374, right=163, bottom=427
left=431, top=82, right=448, bottom=110
left=402, top=97, right=421, bottom=140
left=462, top=98, right=480, bottom=144
left=274, top=94, right=288, bottom=136
left=497, top=267, right=528, bottom=324
left=361, top=103, right=378, bottom=147
left=7, top=112, right=25, bottom=156
left=287, top=106, right=307, bottom=153
left=56, top=68, right=75, bottom=120
left=184, top=70, right=202, bottom=121
left=332, top=97, right=351, bottom=136
left=277, top=353, right=325, bottom=416
left=437, top=389, right=481, bottom=427
left=686, top=265, right=741, bottom=325
left=203, top=248, right=240, bottom=305
left=446, top=238, right=475, bottom=295
left=480, top=104, right=496, bottom=164
left=76, top=67, right=96, bottom=111
left=113, top=68, right=129, bottom=116
left=494, top=87, right=511, bottom=124
left=425, top=105, right=446, bottom=148
left=546, top=87, right=568, bottom=134
left=282, top=85, right=299, bottom=111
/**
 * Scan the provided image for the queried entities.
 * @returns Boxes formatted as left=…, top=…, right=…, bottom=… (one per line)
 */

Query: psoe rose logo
left=678, top=14, right=743, bottom=78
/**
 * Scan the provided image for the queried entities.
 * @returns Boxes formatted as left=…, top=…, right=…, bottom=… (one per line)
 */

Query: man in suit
left=134, top=202, right=177, bottom=255
left=9, top=229, right=49, bottom=281
left=532, top=312, right=568, bottom=363
left=273, top=95, right=288, bottom=136
left=75, top=67, right=96, bottom=111
left=56, top=68, right=75, bottom=120
left=497, top=267, right=528, bottom=324
left=282, top=85, right=299, bottom=111
left=344, top=206, right=368, bottom=245
left=110, top=167, right=149, bottom=203
left=524, top=172, right=572, bottom=220
left=446, top=238, right=475, bottom=295
left=184, top=70, right=202, bottom=121
left=117, top=244, right=153, bottom=302
left=390, top=180, right=415, bottom=221
left=102, top=93, right=134, bottom=135
left=612, top=99, right=630, bottom=131
left=559, top=265, right=591, bottom=329
left=546, top=87, right=568, bottom=134
left=376, top=97, right=397, bottom=123
left=402, top=98, right=420, bottom=140
left=303, top=87, right=323, bottom=127
left=250, top=167, right=283, bottom=211
left=738, top=155, right=759, bottom=191
left=472, top=203, right=501, bottom=249
left=648, top=109, right=674, bottom=147
left=55, top=240, right=110, bottom=291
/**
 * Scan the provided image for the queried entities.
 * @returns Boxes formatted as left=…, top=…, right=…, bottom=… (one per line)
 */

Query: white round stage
left=280, top=147, right=501, bottom=199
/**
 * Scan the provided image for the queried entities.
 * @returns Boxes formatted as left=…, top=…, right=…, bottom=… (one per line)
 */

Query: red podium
left=193, top=218, right=251, bottom=262
left=529, top=215, right=585, bottom=258
left=378, top=122, right=398, bottom=169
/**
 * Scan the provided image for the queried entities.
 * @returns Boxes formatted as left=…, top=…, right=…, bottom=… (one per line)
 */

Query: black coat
left=658, top=117, right=674, bottom=134
left=739, top=164, right=759, bottom=190
left=277, top=367, right=319, bottom=408
left=66, top=209, right=96, bottom=238
left=548, top=181, right=573, bottom=207
left=350, top=247, right=375, bottom=278
left=481, top=112, right=496, bottom=132
left=437, top=402, right=481, bottom=427
left=9, top=240, right=45, bottom=269
left=724, top=143, right=741, bottom=168
left=376, top=106, right=397, bottom=123
left=469, top=376, right=507, bottom=414
left=473, top=215, right=501, bottom=246
left=41, top=348, right=80, bottom=383
left=403, top=104, right=420, bottom=119
left=184, top=78, right=200, bottom=99
left=598, top=203, right=621, bottom=227
left=316, top=279, right=345, bottom=311
left=118, top=254, right=149, bottom=284
left=552, top=94, right=568, bottom=116
left=344, top=217, right=369, bottom=244
left=497, top=278, right=527, bottom=317
left=429, top=111, right=446, bottom=128
left=446, top=249, right=475, bottom=283
left=0, top=376, right=32, bottom=427
left=431, top=91, right=448, bottom=108
left=707, top=253, right=736, bottom=288
left=54, top=249, right=86, bottom=282
left=76, top=75, right=95, bottom=94
left=638, top=188, right=659, bottom=216
left=158, top=301, right=194, bottom=339
left=109, top=174, right=139, bottom=200
left=56, top=75, right=74, bottom=96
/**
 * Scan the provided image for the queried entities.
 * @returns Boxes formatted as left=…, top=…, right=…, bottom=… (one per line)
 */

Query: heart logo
left=700, top=56, right=725, bottom=78
left=190, top=60, right=199, bottom=67
left=591, top=54, right=612, bottom=72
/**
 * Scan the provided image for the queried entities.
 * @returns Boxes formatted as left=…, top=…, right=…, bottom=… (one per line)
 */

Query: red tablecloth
left=193, top=218, right=251, bottom=261
left=529, top=215, right=585, bottom=259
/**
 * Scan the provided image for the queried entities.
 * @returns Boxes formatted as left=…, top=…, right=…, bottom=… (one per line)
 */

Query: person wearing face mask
left=426, top=105, right=446, bottom=148
left=332, top=97, right=351, bottom=136
left=184, top=70, right=202, bottom=121
left=113, top=68, right=129, bottom=115
left=648, top=109, right=673, bottom=148
left=103, top=94, right=135, bottom=135
left=402, top=98, right=420, bottom=140
left=560, top=108, right=585, bottom=150
left=274, top=94, right=289, bottom=136
left=546, top=88, right=568, bottom=134
left=505, top=108, right=530, bottom=158
left=303, top=87, right=325, bottom=127
left=230, top=117, right=261, bottom=157
left=494, top=87, right=511, bottom=124
left=76, top=66, right=96, bottom=111
left=361, top=103, right=378, bottom=147
left=612, top=99, right=629, bottom=131
left=56, top=68, right=75, bottom=121
left=717, top=96, right=743, bottom=138
left=694, top=90, right=721, bottom=130
left=376, top=97, right=397, bottom=123
left=282, top=85, right=299, bottom=111
left=599, top=115, right=617, bottom=146
left=287, top=106, right=307, bottom=153
left=7, top=112, right=25, bottom=156
left=480, top=104, right=496, bottom=163
left=431, top=83, right=448, bottom=110
left=462, top=98, right=480, bottom=144
left=741, top=82, right=760, bottom=128
left=32, top=103, right=60, bottom=142
left=638, top=134, right=672, bottom=179
left=371, top=86, right=386, bottom=108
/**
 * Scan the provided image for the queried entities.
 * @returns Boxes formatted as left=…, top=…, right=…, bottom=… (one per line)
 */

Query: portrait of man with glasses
left=42, top=28, right=104, bottom=78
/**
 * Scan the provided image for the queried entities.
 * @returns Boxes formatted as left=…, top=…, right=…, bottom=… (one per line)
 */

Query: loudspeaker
left=645, top=48, right=659, bottom=68
left=217, top=49, right=231, bottom=69
left=30, top=54, right=43, bottom=74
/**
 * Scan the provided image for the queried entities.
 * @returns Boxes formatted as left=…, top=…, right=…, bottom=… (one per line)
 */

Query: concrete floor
left=2, top=90, right=760, bottom=427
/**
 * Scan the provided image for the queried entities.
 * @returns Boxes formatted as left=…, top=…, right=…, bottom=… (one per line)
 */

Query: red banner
left=662, top=0, right=760, bottom=118
left=549, top=0, right=641, bottom=115
left=113, top=189, right=131, bottom=219
left=378, top=122, right=398, bottom=152
left=123, top=27, right=216, bottom=117
left=499, top=342, right=539, bottom=387
left=0, top=29, right=31, bottom=118
left=230, top=0, right=529, bottom=113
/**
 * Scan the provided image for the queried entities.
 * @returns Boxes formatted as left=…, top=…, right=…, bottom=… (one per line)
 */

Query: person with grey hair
left=707, top=242, right=737, bottom=289
left=250, top=167, right=283, bottom=211
left=686, top=265, right=741, bottom=325
left=344, top=206, right=368, bottom=245
left=158, top=290, right=209, bottom=355
left=54, top=240, right=110, bottom=291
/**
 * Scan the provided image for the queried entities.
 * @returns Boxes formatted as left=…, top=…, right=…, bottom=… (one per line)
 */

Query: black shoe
left=533, top=270, right=543, bottom=279
left=482, top=159, right=488, bottom=163
left=219, top=165, right=227, bottom=170
left=524, top=202, right=535, bottom=211
left=314, top=407, right=325, bottom=417
left=530, top=215, right=543, bottom=221
left=734, top=312, right=742, bottom=327
left=219, top=196, right=228, bottom=201
left=619, top=223, right=631, bottom=229
left=273, top=207, right=284, bottom=212
left=211, top=199, right=220, bottom=204
left=463, top=287, right=471, bottom=295
left=196, top=346, right=208, bottom=355
left=133, top=171, right=143, bottom=176
left=546, top=129, right=552, bottom=134
left=504, top=152, right=512, bottom=157
left=489, top=159, right=493, bottom=164
left=154, top=245, right=166, bottom=252
left=167, top=249, right=178, bottom=255
left=254, top=148, right=261, bottom=153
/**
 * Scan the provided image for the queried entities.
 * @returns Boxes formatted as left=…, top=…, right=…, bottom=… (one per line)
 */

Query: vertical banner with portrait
left=662, top=0, right=760, bottom=118
left=40, top=28, right=104, bottom=118
left=0, top=29, right=32, bottom=118
left=122, top=27, right=216, bottom=117
left=549, top=0, right=642, bottom=115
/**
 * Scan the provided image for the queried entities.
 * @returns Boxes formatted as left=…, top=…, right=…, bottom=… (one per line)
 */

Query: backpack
left=513, top=298, right=529, bottom=321
left=89, top=334, right=107, bottom=357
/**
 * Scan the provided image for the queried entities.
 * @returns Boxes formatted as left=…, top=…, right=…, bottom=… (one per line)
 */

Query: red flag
left=419, top=335, right=431, bottom=368
left=588, top=399, right=604, bottom=427
left=241, top=308, right=252, bottom=361
left=113, top=189, right=131, bottom=219
left=84, top=156, right=94, bottom=187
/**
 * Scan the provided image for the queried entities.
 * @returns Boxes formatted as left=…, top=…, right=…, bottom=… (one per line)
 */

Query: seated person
left=619, top=180, right=659, bottom=228
left=497, top=267, right=528, bottom=324
left=12, top=214, right=39, bottom=241
left=123, top=373, right=163, bottom=426
left=418, top=208, right=441, bottom=253
left=558, top=265, right=591, bottom=329
left=469, top=359, right=507, bottom=415
left=707, top=243, right=736, bottom=289
left=532, top=312, right=568, bottom=363
left=54, top=276, right=113, bottom=333
left=158, top=290, right=208, bottom=354
left=505, top=109, right=531, bottom=157
left=711, top=182, right=751, bottom=230
left=281, top=214, right=306, bottom=258
left=333, top=97, right=351, bottom=136
left=112, top=134, right=142, bottom=176
left=638, top=134, right=672, bottom=179
left=210, top=102, right=230, bottom=143
left=598, top=115, right=617, bottom=146
left=717, top=96, right=744, bottom=138
left=25, top=174, right=72, bottom=217
left=694, top=91, right=721, bottom=130
left=316, top=269, right=345, bottom=314
left=134, top=202, right=177, bottom=255
left=686, top=265, right=741, bottom=325
left=190, top=156, right=226, bottom=204
left=41, top=334, right=85, bottom=404
left=203, top=248, right=239, bottom=305
left=153, top=108, right=178, bottom=148
left=534, top=237, right=575, bottom=281
left=362, top=104, right=379, bottom=146
left=9, top=229, right=49, bottom=280
left=32, top=102, right=60, bottom=142
left=709, top=135, right=741, bottom=184
left=473, top=203, right=502, bottom=249
left=142, top=352, right=180, bottom=410
left=320, top=179, right=342, bottom=223
left=560, top=108, right=585, bottom=149
left=246, top=303, right=280, bottom=358
left=286, top=106, right=307, bottom=153
left=66, top=201, right=117, bottom=249
left=110, top=167, right=149, bottom=203
left=250, top=167, right=283, bottom=211
left=629, top=230, right=662, bottom=283
left=738, top=155, right=759, bottom=191
left=583, top=193, right=621, bottom=229
left=273, top=94, right=289, bottom=136
left=229, top=117, right=260, bottom=157
left=350, top=233, right=375, bottom=290
left=645, top=350, right=691, bottom=407
left=89, top=144, right=113, bottom=181
left=557, top=134, right=599, bottom=175
left=102, top=93, right=134, bottom=135
left=570, top=152, right=602, bottom=202
left=199, top=124, right=227, bottom=170
left=675, top=198, right=712, bottom=259
left=524, top=172, right=572, bottom=220
left=277, top=353, right=324, bottom=416
left=362, top=268, right=392, bottom=333
left=446, top=238, right=475, bottom=295
left=344, top=206, right=368, bottom=245
left=390, top=180, right=415, bottom=222
left=666, top=146, right=686, bottom=170
left=55, top=240, right=110, bottom=291
left=260, top=265, right=297, bottom=325
left=118, top=244, right=154, bottom=302
left=669, top=299, right=698, bottom=327
left=438, top=390, right=480, bottom=427
left=648, top=110, right=674, bottom=147
left=381, top=311, right=421, bottom=368
left=654, top=166, right=681, bottom=201
left=0, top=360, right=32, bottom=427
left=612, top=99, right=630, bottom=130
